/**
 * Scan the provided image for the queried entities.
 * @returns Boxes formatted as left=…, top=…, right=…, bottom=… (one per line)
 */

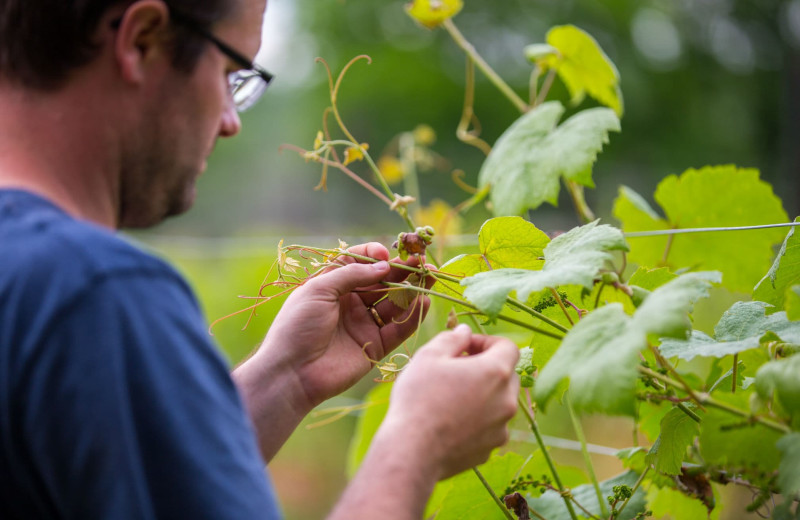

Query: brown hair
left=0, top=0, right=234, bottom=90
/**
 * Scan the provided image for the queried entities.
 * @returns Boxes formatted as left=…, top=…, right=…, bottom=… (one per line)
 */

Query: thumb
left=305, top=260, right=390, bottom=299
left=418, top=324, right=474, bottom=358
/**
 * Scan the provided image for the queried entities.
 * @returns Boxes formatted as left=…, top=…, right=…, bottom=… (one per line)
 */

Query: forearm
left=328, top=419, right=440, bottom=520
left=231, top=349, right=313, bottom=462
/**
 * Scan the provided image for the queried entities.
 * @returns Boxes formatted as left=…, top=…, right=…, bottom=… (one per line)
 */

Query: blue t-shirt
left=0, top=190, right=281, bottom=519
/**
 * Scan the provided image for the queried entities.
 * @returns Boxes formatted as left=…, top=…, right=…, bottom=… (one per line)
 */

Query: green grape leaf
left=478, top=102, right=620, bottom=216
left=777, top=433, right=800, bottom=497
left=404, top=0, right=462, bottom=29
left=434, top=217, right=550, bottom=301
left=614, top=166, right=788, bottom=292
left=755, top=354, right=800, bottom=422
left=627, top=266, right=677, bottom=291
left=660, top=301, right=800, bottom=361
left=646, top=407, right=700, bottom=476
left=632, top=271, right=720, bottom=338
left=753, top=218, right=800, bottom=311
left=528, top=471, right=646, bottom=520
left=772, top=501, right=800, bottom=520
left=538, top=25, right=624, bottom=116
left=646, top=486, right=721, bottom=520
left=461, top=220, right=627, bottom=318
left=787, top=286, right=800, bottom=321
left=346, top=383, right=391, bottom=478
left=426, top=451, right=536, bottom=519
left=536, top=272, right=717, bottom=415
left=637, top=401, right=670, bottom=443
left=698, top=392, right=782, bottom=473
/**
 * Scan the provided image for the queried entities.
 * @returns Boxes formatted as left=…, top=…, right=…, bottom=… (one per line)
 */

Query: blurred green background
left=130, top=0, right=800, bottom=517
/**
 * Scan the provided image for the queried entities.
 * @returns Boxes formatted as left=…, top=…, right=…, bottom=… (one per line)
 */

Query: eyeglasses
left=112, top=10, right=274, bottom=112
left=172, top=12, right=274, bottom=112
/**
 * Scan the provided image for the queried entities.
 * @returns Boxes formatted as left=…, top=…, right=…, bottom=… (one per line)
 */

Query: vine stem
left=518, top=396, right=580, bottom=520
left=638, top=366, right=791, bottom=434
left=442, top=19, right=528, bottom=113
left=625, top=221, right=800, bottom=238
left=472, top=467, right=516, bottom=520
left=550, top=288, right=574, bottom=326
left=382, top=282, right=565, bottom=340
left=565, top=394, right=608, bottom=517
left=280, top=144, right=393, bottom=205
left=611, top=466, right=650, bottom=520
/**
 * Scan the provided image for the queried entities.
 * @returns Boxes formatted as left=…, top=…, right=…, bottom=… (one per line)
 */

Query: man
left=0, top=0, right=520, bottom=518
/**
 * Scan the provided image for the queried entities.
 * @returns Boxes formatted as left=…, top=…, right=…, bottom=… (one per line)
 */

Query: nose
left=219, top=102, right=242, bottom=138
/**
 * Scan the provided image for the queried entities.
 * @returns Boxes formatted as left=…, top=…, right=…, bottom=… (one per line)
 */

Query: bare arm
left=328, top=327, right=520, bottom=519
left=232, top=243, right=432, bottom=461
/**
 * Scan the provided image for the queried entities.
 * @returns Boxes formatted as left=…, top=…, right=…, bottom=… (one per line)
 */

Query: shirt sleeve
left=15, top=270, right=282, bottom=519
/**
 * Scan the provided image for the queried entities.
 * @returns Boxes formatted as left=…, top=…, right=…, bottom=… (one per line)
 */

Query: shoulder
left=0, top=189, right=195, bottom=322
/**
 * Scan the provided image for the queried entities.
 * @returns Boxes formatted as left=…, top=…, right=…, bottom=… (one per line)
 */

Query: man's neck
left=0, top=80, right=121, bottom=229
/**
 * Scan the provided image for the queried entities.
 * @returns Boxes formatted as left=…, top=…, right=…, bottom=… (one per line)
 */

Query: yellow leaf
left=412, top=124, right=436, bottom=146
left=541, top=25, right=624, bottom=116
left=313, top=130, right=324, bottom=150
left=377, top=155, right=405, bottom=185
left=405, top=0, right=463, bottom=29
left=413, top=199, right=463, bottom=238
left=343, top=143, right=369, bottom=166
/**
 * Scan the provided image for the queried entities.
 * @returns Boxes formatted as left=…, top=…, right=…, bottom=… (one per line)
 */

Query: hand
left=378, top=325, right=520, bottom=480
left=257, top=242, right=433, bottom=408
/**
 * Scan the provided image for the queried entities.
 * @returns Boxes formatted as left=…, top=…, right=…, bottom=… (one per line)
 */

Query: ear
left=114, top=0, right=172, bottom=84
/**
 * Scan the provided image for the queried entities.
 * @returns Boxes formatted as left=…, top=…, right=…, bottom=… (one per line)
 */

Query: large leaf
left=614, top=166, right=788, bottom=292
left=528, top=471, right=646, bottom=520
left=461, top=220, right=627, bottom=318
left=646, top=407, right=700, bottom=476
left=535, top=272, right=717, bottom=415
left=660, top=301, right=800, bottom=361
left=426, top=451, right=537, bottom=519
left=755, top=354, right=800, bottom=424
left=777, top=433, right=800, bottom=497
left=478, top=102, right=620, bottom=216
left=698, top=392, right=782, bottom=473
left=538, top=25, right=624, bottom=116
left=753, top=217, right=800, bottom=313
left=646, top=486, right=721, bottom=520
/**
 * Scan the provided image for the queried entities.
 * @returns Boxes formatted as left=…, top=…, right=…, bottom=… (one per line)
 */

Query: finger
left=326, top=242, right=390, bottom=271
left=304, top=260, right=391, bottom=300
left=466, top=335, right=520, bottom=366
left=413, top=325, right=475, bottom=358
left=355, top=255, right=426, bottom=308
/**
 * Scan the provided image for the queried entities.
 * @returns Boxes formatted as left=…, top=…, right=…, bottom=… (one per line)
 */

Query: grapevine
left=234, top=2, right=800, bottom=518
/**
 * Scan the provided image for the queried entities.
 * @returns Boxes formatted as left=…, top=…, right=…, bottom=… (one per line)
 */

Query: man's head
left=0, top=0, right=268, bottom=228
left=0, top=0, right=233, bottom=91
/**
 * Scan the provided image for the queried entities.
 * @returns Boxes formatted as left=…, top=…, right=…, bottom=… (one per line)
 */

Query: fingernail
left=454, top=324, right=470, bottom=334
left=372, top=261, right=389, bottom=271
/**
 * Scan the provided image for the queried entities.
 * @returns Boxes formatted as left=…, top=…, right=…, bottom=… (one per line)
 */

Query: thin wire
left=625, top=222, right=800, bottom=238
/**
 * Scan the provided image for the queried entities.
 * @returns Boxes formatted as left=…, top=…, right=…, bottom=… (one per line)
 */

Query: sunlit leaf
left=539, top=25, right=624, bottom=116
left=614, top=166, right=788, bottom=292
left=404, top=0, right=463, bottom=29
left=343, top=143, right=368, bottom=166
left=478, top=101, right=620, bottom=216
left=461, top=220, right=626, bottom=318
left=646, top=485, right=721, bottom=520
